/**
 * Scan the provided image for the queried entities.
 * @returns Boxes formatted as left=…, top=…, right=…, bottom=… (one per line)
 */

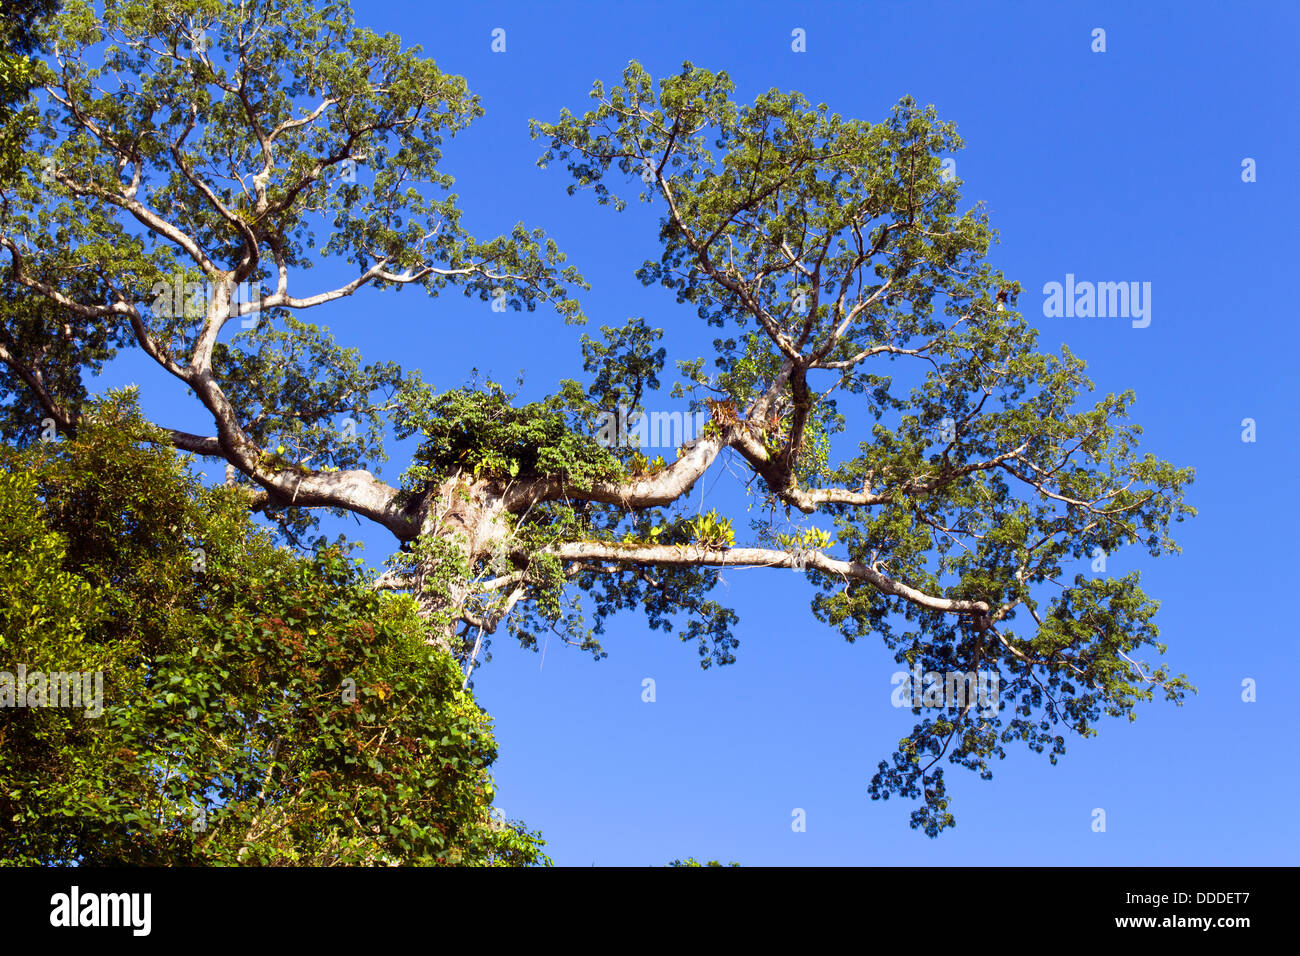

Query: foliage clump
left=397, top=381, right=625, bottom=490
left=667, top=857, right=740, bottom=867
left=0, top=394, right=546, bottom=865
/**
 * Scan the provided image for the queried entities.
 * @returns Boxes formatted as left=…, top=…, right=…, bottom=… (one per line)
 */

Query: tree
left=0, top=0, right=60, bottom=181
left=0, top=2, right=1195, bottom=835
left=666, top=858, right=740, bottom=867
left=0, top=393, right=547, bottom=865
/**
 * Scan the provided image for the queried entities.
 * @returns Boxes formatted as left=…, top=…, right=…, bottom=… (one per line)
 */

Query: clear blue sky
left=101, top=0, right=1300, bottom=864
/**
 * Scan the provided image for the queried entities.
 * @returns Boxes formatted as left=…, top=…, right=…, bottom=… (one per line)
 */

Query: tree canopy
left=0, top=0, right=1195, bottom=839
left=1, top=394, right=546, bottom=865
left=0, top=1, right=60, bottom=180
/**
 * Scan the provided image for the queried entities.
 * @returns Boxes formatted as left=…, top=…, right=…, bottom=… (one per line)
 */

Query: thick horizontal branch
left=548, top=541, right=989, bottom=616
left=165, top=429, right=223, bottom=456
left=511, top=434, right=726, bottom=511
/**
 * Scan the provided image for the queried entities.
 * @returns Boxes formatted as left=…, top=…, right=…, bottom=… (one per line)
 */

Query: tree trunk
left=409, top=474, right=514, bottom=660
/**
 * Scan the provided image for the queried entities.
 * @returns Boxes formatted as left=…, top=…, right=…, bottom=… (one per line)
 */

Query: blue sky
left=99, top=0, right=1300, bottom=864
